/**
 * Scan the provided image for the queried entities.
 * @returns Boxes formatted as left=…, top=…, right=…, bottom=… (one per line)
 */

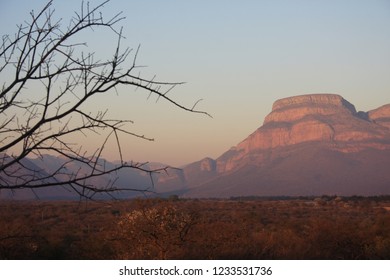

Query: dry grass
left=0, top=196, right=389, bottom=259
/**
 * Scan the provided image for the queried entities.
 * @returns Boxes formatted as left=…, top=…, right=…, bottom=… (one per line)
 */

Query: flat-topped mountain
left=215, top=94, right=390, bottom=173
left=157, top=93, right=390, bottom=197
left=239, top=93, right=389, bottom=151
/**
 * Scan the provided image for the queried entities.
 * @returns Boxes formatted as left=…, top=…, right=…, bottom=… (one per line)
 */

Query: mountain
left=3, top=93, right=390, bottom=199
left=0, top=154, right=155, bottom=200
left=156, top=93, right=390, bottom=197
left=0, top=154, right=55, bottom=199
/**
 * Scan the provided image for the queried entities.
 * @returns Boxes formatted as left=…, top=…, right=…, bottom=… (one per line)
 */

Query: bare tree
left=116, top=202, right=196, bottom=259
left=0, top=0, right=208, bottom=199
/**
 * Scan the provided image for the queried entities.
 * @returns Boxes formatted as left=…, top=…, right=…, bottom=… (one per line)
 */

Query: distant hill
left=0, top=154, right=156, bottom=200
left=156, top=93, right=390, bottom=197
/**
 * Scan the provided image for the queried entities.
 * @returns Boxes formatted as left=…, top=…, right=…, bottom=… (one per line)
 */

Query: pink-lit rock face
left=265, top=94, right=356, bottom=123
left=214, top=94, right=390, bottom=173
left=235, top=94, right=390, bottom=153
left=369, top=104, right=390, bottom=129
left=271, top=93, right=355, bottom=111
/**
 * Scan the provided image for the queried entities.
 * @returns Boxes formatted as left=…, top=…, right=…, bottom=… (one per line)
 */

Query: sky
left=1, top=0, right=389, bottom=166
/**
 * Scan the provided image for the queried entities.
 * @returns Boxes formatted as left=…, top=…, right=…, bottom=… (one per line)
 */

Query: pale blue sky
left=1, top=0, right=389, bottom=165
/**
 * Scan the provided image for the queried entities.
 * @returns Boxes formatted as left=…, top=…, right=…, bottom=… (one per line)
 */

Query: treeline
left=0, top=197, right=389, bottom=259
left=228, top=195, right=390, bottom=202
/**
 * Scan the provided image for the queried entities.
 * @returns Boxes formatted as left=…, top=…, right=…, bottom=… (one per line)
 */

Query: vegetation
left=1, top=196, right=389, bottom=259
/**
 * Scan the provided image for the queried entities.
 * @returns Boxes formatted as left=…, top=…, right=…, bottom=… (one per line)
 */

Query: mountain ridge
left=3, top=93, right=390, bottom=199
left=156, top=93, right=390, bottom=197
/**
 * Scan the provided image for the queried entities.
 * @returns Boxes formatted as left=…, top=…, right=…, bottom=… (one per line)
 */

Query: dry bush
left=115, top=201, right=196, bottom=259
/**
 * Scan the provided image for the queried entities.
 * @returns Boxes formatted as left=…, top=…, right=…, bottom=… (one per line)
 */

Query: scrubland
left=1, top=196, right=389, bottom=259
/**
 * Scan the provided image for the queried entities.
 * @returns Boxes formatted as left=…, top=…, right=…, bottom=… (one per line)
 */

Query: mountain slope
left=166, top=93, right=390, bottom=197
left=0, top=154, right=155, bottom=200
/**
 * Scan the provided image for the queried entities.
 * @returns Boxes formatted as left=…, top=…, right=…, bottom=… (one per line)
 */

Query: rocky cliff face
left=238, top=94, right=389, bottom=151
left=265, top=94, right=356, bottom=123
left=369, top=104, right=390, bottom=129
left=156, top=93, right=390, bottom=197
left=215, top=94, right=390, bottom=173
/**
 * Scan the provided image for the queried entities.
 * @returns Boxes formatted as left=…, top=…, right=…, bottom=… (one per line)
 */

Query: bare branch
left=0, top=0, right=209, bottom=199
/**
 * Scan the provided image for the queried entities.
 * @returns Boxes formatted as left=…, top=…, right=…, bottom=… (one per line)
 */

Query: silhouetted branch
left=0, top=0, right=209, bottom=199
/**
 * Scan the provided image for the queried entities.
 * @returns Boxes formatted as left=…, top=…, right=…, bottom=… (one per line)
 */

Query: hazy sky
left=1, top=0, right=389, bottom=166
